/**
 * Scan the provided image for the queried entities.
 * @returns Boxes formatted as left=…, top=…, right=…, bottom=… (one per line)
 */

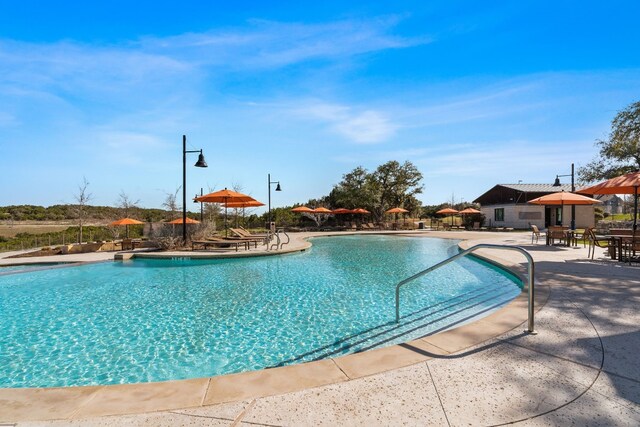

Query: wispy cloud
left=287, top=101, right=398, bottom=143
left=140, top=17, right=431, bottom=69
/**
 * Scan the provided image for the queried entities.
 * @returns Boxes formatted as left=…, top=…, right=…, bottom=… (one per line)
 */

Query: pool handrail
left=394, top=244, right=536, bottom=334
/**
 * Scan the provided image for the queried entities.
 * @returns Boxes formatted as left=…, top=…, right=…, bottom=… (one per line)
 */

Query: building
left=597, top=194, right=623, bottom=215
left=473, top=184, right=596, bottom=229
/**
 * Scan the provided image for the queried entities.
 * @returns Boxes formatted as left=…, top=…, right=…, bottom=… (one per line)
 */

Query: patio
left=2, top=230, right=639, bottom=425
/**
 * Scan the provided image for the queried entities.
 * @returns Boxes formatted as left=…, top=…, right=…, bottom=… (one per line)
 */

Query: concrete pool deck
left=1, top=230, right=639, bottom=425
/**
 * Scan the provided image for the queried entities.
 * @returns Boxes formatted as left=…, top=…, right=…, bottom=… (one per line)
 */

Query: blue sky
left=1, top=1, right=639, bottom=212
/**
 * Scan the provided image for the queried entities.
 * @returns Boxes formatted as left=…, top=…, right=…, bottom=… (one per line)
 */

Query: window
left=555, top=207, right=563, bottom=225
left=494, top=208, right=504, bottom=222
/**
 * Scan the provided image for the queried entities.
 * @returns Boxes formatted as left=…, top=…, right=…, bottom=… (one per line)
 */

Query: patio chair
left=586, top=228, right=610, bottom=259
left=530, top=224, right=543, bottom=244
left=547, top=226, right=568, bottom=246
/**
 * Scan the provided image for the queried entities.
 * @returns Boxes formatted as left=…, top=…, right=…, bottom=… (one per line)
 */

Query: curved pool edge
left=0, top=233, right=550, bottom=423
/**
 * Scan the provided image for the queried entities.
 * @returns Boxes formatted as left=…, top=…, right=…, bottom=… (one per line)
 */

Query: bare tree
left=116, top=191, right=140, bottom=218
left=73, top=177, right=92, bottom=244
left=162, top=187, right=181, bottom=221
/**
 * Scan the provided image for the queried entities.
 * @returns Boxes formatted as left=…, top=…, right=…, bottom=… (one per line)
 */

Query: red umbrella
left=312, top=207, right=333, bottom=214
left=332, top=208, right=352, bottom=214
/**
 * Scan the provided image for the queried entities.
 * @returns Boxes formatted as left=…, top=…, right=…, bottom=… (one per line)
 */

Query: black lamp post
left=193, top=187, right=203, bottom=222
left=553, top=163, right=575, bottom=230
left=182, top=135, right=207, bottom=243
left=267, top=173, right=282, bottom=228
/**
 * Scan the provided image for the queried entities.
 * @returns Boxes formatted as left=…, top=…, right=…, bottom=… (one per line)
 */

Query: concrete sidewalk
left=6, top=231, right=640, bottom=426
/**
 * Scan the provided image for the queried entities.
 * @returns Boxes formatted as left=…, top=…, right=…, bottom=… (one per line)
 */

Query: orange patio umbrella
left=168, top=217, right=201, bottom=224
left=458, top=207, right=481, bottom=215
left=578, top=171, right=640, bottom=230
left=332, top=208, right=352, bottom=214
left=386, top=207, right=408, bottom=224
left=291, top=206, right=314, bottom=213
left=109, top=218, right=144, bottom=238
left=225, top=200, right=265, bottom=227
left=436, top=207, right=459, bottom=226
left=352, top=208, right=370, bottom=214
left=110, top=218, right=145, bottom=226
left=312, top=207, right=333, bottom=214
left=195, top=188, right=255, bottom=236
left=528, top=191, right=601, bottom=227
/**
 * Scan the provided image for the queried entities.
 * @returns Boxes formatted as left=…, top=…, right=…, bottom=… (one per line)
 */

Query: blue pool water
left=0, top=235, right=521, bottom=388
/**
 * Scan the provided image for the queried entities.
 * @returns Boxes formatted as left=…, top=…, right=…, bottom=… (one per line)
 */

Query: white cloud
left=139, top=17, right=431, bottom=69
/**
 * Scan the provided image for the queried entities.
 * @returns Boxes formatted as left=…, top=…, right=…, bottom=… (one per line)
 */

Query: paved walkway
left=3, top=231, right=640, bottom=426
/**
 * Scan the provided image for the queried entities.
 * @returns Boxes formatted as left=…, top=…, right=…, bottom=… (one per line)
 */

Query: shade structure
left=352, top=208, right=370, bottom=214
left=436, top=207, right=459, bottom=226
left=436, top=208, right=459, bottom=214
left=195, top=188, right=255, bottom=203
left=109, top=217, right=144, bottom=238
left=195, top=188, right=255, bottom=236
left=578, top=171, right=640, bottom=231
left=291, top=206, right=314, bottom=213
left=528, top=191, right=601, bottom=227
left=225, top=200, right=265, bottom=208
left=528, top=191, right=602, bottom=206
left=386, top=207, right=408, bottom=214
left=109, top=218, right=144, bottom=226
left=168, top=217, right=201, bottom=224
left=332, top=208, right=352, bottom=214
left=458, top=207, right=481, bottom=215
left=225, top=200, right=265, bottom=227
left=312, top=207, right=333, bottom=214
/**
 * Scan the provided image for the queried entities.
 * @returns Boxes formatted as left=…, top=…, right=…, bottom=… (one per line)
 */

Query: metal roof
left=497, top=183, right=573, bottom=192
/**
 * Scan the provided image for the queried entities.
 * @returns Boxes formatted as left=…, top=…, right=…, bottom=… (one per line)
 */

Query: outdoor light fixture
left=268, top=173, right=282, bottom=227
left=553, top=163, right=575, bottom=229
left=182, top=135, right=207, bottom=243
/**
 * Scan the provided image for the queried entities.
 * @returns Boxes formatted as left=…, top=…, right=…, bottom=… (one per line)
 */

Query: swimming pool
left=0, top=235, right=521, bottom=388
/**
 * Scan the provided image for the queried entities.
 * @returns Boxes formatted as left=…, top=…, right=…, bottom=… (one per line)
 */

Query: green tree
left=371, top=161, right=424, bottom=219
left=579, top=100, right=640, bottom=183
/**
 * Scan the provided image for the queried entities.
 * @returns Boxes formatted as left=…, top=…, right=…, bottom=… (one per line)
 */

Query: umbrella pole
left=634, top=187, right=638, bottom=232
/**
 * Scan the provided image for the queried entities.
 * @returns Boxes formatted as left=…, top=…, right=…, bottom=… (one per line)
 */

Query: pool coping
left=0, top=233, right=548, bottom=422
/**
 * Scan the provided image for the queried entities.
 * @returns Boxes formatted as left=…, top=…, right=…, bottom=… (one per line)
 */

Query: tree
left=371, top=161, right=424, bottom=219
left=116, top=191, right=140, bottom=218
left=579, top=100, right=640, bottom=183
left=162, top=187, right=180, bottom=221
left=73, top=177, right=92, bottom=244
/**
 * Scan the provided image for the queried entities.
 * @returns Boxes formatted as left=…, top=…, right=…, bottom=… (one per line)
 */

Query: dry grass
left=0, top=222, right=74, bottom=238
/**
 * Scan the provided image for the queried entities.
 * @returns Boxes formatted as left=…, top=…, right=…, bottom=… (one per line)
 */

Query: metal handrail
left=395, top=244, right=536, bottom=334
left=269, top=228, right=290, bottom=250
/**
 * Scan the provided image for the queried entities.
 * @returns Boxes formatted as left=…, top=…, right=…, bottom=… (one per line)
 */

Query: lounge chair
left=192, top=238, right=248, bottom=251
left=228, top=228, right=267, bottom=246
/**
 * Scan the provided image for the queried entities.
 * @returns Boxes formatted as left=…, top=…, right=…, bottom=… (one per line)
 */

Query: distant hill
left=0, top=204, right=171, bottom=222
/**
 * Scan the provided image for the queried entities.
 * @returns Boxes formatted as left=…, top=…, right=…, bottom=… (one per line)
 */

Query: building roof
left=473, top=183, right=573, bottom=205
left=496, top=183, right=573, bottom=192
